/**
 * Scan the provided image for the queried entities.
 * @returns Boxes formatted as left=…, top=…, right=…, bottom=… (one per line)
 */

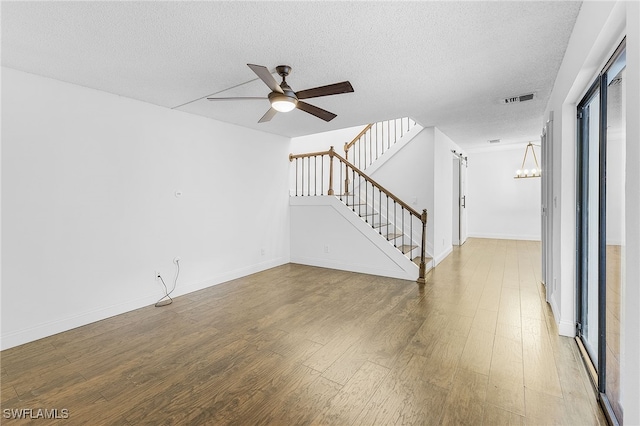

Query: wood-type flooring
left=1, top=239, right=607, bottom=425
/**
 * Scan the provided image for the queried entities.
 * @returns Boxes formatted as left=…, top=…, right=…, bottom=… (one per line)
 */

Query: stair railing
left=290, top=146, right=428, bottom=284
left=343, top=117, right=417, bottom=189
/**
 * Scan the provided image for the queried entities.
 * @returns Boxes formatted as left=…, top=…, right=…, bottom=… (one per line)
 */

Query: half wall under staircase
left=289, top=140, right=432, bottom=283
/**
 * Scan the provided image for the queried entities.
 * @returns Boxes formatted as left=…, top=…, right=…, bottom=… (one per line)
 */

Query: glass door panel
left=578, top=91, right=601, bottom=366
left=605, top=61, right=625, bottom=424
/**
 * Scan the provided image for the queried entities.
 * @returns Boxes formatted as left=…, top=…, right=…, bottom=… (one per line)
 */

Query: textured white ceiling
left=1, top=1, right=581, bottom=148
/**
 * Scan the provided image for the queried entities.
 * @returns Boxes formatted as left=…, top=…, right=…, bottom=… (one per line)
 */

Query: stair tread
left=412, top=256, right=433, bottom=266
left=360, top=212, right=379, bottom=217
left=372, top=222, right=390, bottom=228
left=397, top=244, right=418, bottom=254
left=386, top=233, right=403, bottom=240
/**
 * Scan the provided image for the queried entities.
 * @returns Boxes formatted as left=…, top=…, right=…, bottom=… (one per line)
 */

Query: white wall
left=1, top=68, right=292, bottom=350
left=367, top=127, right=435, bottom=254
left=366, top=127, right=464, bottom=265
left=289, top=196, right=418, bottom=281
left=544, top=1, right=640, bottom=423
left=467, top=144, right=541, bottom=241
left=290, top=124, right=367, bottom=156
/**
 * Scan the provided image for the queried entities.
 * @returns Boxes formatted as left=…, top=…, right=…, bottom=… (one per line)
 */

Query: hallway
left=0, top=239, right=605, bottom=424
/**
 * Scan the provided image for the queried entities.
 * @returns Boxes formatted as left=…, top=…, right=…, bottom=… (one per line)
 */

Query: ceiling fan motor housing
left=276, top=65, right=292, bottom=77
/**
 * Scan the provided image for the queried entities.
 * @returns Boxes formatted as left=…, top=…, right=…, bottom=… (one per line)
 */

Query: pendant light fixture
left=514, top=142, right=541, bottom=179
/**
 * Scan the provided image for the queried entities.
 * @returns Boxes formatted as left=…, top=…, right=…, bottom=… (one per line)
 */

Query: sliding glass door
left=604, top=48, right=625, bottom=424
left=576, top=39, right=625, bottom=425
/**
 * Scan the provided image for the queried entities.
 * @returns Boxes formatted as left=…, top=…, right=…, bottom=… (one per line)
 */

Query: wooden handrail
left=290, top=147, right=423, bottom=221
left=344, top=123, right=373, bottom=153
left=289, top=150, right=331, bottom=161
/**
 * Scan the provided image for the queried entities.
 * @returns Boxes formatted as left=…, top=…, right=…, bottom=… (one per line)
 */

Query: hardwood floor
left=1, top=238, right=607, bottom=425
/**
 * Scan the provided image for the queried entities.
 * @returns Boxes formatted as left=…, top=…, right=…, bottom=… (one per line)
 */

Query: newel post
left=417, top=209, right=428, bottom=285
left=343, top=142, right=350, bottom=194
left=328, top=146, right=335, bottom=196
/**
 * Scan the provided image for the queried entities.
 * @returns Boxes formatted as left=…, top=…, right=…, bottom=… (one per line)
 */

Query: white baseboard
left=0, top=257, right=289, bottom=350
left=558, top=320, right=575, bottom=337
left=467, top=232, right=541, bottom=241
left=0, top=293, right=160, bottom=351
left=434, top=245, right=454, bottom=266
left=171, top=257, right=289, bottom=299
left=548, top=295, right=575, bottom=337
left=290, top=256, right=417, bottom=281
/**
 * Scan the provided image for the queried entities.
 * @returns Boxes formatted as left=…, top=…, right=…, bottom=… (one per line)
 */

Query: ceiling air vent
left=489, top=139, right=501, bottom=144
left=503, top=93, right=535, bottom=104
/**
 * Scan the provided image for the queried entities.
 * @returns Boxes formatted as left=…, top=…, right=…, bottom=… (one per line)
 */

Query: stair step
left=360, top=212, right=379, bottom=217
left=412, top=256, right=433, bottom=266
left=398, top=244, right=418, bottom=254
left=372, top=222, right=390, bottom=228
left=386, top=232, right=403, bottom=240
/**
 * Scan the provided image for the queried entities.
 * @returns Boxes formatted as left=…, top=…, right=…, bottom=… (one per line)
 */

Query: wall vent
left=489, top=139, right=501, bottom=144
left=503, top=93, right=535, bottom=104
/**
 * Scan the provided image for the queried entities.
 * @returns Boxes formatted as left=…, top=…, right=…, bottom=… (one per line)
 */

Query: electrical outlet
left=324, top=245, right=330, bottom=253
left=261, top=248, right=265, bottom=256
left=173, top=257, right=181, bottom=264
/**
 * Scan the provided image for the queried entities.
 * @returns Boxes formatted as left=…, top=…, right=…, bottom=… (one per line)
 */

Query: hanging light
left=514, top=142, right=541, bottom=179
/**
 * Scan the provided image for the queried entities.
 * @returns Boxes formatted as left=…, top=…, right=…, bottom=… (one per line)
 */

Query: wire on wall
left=155, top=260, right=180, bottom=307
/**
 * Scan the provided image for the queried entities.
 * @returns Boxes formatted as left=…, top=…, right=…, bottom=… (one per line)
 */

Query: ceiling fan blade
left=296, top=101, right=337, bottom=122
left=295, top=81, right=354, bottom=100
left=247, top=64, right=283, bottom=94
left=258, top=107, right=278, bottom=123
left=207, top=97, right=267, bottom=101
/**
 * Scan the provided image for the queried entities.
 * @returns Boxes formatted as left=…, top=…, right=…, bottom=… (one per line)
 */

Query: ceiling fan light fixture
left=269, top=92, right=297, bottom=112
left=209, top=64, right=352, bottom=122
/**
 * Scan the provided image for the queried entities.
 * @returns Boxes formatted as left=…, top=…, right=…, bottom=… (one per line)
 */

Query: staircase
left=289, top=117, right=430, bottom=284
left=341, top=191, right=421, bottom=261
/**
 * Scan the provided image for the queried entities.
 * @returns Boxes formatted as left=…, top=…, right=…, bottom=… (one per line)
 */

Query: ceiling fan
left=207, top=64, right=354, bottom=123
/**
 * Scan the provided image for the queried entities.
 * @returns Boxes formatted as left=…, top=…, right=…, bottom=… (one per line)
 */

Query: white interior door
left=459, top=159, right=468, bottom=245
left=452, top=158, right=461, bottom=245
left=452, top=156, right=468, bottom=246
left=541, top=113, right=554, bottom=301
